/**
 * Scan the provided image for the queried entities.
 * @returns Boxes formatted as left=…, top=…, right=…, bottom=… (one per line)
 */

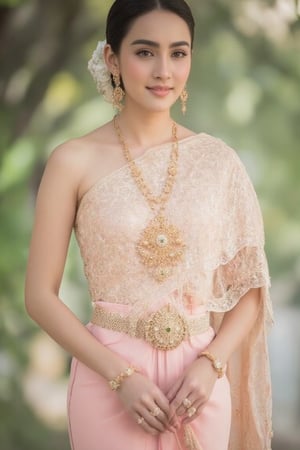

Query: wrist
left=108, top=365, right=139, bottom=391
left=198, top=351, right=225, bottom=378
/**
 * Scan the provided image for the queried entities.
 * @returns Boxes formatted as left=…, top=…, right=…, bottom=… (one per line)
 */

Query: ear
left=104, top=44, right=120, bottom=75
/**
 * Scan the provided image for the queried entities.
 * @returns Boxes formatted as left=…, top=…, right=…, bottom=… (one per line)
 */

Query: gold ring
left=187, top=407, right=197, bottom=417
left=182, top=398, right=192, bottom=409
left=150, top=406, right=161, bottom=417
left=137, top=416, right=145, bottom=425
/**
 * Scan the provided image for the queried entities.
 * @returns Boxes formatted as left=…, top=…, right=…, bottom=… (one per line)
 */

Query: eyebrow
left=131, top=39, right=190, bottom=48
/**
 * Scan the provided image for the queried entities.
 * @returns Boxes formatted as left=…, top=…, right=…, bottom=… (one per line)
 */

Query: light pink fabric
left=68, top=301, right=231, bottom=450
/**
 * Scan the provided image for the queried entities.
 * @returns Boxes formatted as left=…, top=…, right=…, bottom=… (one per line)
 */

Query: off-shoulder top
left=73, top=132, right=273, bottom=449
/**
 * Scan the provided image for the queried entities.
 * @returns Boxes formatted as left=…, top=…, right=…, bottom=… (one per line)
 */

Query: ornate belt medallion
left=144, top=304, right=188, bottom=350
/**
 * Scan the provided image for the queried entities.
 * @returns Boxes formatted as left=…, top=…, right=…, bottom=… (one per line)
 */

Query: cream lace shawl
left=74, top=133, right=273, bottom=449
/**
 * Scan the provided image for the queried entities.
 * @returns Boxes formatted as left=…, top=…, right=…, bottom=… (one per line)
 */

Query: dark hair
left=106, top=0, right=195, bottom=54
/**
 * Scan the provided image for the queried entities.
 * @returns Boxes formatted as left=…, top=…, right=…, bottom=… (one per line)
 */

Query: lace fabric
left=74, top=132, right=273, bottom=449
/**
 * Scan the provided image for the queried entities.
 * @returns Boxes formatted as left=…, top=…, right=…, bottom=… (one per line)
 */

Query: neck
left=115, top=107, right=175, bottom=151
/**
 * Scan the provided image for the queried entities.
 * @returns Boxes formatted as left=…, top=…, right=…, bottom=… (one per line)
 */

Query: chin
left=141, top=99, right=176, bottom=114
left=126, top=92, right=176, bottom=113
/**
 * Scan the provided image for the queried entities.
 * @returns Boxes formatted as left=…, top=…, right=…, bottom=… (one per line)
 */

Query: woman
left=25, top=1, right=273, bottom=449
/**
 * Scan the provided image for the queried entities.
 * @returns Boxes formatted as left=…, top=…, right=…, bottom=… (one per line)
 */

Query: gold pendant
left=136, top=214, right=186, bottom=282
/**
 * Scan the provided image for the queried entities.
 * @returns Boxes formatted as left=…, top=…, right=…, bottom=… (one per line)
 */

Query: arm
left=25, top=142, right=171, bottom=435
left=206, top=286, right=261, bottom=362
left=167, top=287, right=261, bottom=424
left=25, top=142, right=127, bottom=381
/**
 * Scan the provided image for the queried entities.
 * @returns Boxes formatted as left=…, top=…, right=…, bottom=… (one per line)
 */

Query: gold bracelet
left=108, top=366, right=138, bottom=391
left=198, top=351, right=225, bottom=378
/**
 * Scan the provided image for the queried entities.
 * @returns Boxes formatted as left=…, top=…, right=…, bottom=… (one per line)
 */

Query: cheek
left=122, top=58, right=149, bottom=84
left=175, top=61, right=192, bottom=82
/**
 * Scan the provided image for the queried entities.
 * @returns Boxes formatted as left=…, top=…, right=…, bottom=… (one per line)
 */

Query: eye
left=172, top=50, right=188, bottom=58
left=136, top=49, right=154, bottom=57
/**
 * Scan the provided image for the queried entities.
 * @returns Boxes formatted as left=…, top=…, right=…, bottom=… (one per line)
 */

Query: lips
left=146, top=86, right=173, bottom=97
left=148, top=86, right=172, bottom=91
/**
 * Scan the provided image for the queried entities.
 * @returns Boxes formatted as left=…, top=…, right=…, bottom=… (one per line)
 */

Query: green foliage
left=0, top=0, right=30, bottom=6
left=0, top=383, right=69, bottom=450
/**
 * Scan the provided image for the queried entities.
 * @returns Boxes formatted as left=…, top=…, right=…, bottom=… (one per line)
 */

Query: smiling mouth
left=147, top=86, right=172, bottom=91
left=146, top=86, right=173, bottom=96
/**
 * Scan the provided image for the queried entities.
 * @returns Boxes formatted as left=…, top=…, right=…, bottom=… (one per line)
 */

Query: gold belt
left=91, top=303, right=210, bottom=351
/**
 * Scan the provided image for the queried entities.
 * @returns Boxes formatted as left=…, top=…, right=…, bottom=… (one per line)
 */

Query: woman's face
left=112, top=9, right=192, bottom=113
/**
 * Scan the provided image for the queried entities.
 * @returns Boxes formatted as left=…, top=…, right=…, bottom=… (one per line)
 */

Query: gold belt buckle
left=144, top=304, right=188, bottom=350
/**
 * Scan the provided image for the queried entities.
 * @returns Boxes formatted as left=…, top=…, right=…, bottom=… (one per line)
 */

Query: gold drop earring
left=180, top=87, right=188, bottom=115
left=112, top=70, right=125, bottom=111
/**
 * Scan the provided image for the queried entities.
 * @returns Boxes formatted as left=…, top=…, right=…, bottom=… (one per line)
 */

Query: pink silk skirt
left=67, top=301, right=231, bottom=450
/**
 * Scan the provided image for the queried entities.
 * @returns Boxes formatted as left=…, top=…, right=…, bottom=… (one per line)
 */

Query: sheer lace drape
left=74, top=133, right=273, bottom=449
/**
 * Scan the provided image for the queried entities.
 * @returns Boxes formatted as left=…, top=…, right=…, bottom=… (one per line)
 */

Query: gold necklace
left=113, top=115, right=186, bottom=282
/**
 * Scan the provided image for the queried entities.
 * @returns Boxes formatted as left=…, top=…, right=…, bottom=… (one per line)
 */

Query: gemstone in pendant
left=156, top=234, right=168, bottom=247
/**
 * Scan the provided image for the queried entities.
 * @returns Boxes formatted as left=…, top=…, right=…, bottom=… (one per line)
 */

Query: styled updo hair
left=106, top=0, right=195, bottom=54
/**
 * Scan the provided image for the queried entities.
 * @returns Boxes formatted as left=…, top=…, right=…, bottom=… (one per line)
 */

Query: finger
left=134, top=413, right=159, bottom=436
left=146, top=397, right=179, bottom=433
left=182, top=407, right=200, bottom=425
left=181, top=385, right=211, bottom=420
left=165, top=379, right=185, bottom=426
left=142, top=409, right=167, bottom=433
left=140, top=397, right=168, bottom=433
left=148, top=403, right=170, bottom=429
left=175, top=386, right=209, bottom=416
left=169, top=385, right=192, bottom=416
left=153, top=405, right=179, bottom=433
left=166, top=378, right=183, bottom=403
left=176, top=392, right=198, bottom=416
left=156, top=398, right=180, bottom=432
left=182, top=399, right=207, bottom=424
left=153, top=393, right=179, bottom=430
left=153, top=394, right=172, bottom=423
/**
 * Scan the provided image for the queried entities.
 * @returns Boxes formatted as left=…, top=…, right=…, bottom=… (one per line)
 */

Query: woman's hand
left=166, top=356, right=218, bottom=425
left=117, top=371, right=176, bottom=435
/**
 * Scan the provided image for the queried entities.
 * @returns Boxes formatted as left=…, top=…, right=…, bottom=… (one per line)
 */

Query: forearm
left=25, top=293, right=129, bottom=380
left=206, top=287, right=261, bottom=364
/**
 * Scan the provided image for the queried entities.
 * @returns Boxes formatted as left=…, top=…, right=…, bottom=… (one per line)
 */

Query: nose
left=153, top=55, right=171, bottom=80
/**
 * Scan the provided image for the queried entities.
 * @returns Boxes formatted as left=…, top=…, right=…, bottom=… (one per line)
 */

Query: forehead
left=122, top=9, right=191, bottom=45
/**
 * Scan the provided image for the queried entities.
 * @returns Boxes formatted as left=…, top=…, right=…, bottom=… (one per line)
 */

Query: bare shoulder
left=46, top=121, right=117, bottom=203
left=47, top=123, right=111, bottom=176
left=47, top=136, right=86, bottom=178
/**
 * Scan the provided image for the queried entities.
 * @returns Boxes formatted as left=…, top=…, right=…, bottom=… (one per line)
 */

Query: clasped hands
left=117, top=356, right=218, bottom=436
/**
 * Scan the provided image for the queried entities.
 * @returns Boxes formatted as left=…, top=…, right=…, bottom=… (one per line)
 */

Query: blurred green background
left=0, top=0, right=299, bottom=449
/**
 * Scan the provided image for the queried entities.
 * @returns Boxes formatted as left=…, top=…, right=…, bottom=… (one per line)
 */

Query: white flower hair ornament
left=87, top=40, right=114, bottom=103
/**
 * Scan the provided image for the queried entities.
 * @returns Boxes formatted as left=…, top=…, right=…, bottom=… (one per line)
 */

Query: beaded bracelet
left=198, top=351, right=225, bottom=378
left=108, top=366, right=138, bottom=391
